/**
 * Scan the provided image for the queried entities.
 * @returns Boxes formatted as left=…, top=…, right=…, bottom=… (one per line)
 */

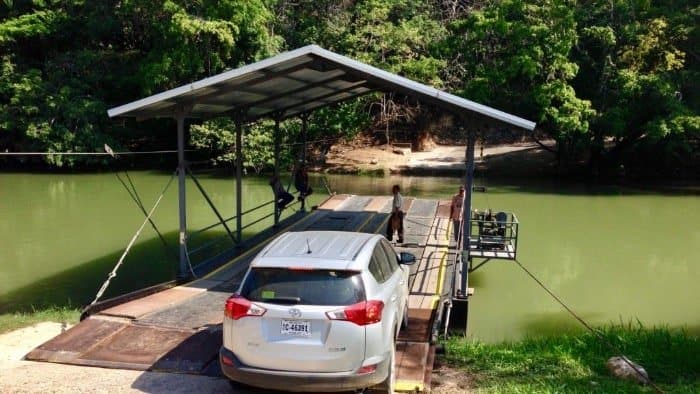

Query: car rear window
left=240, top=268, right=365, bottom=306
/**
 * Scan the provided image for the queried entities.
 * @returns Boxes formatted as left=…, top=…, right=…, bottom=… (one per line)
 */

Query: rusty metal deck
left=25, top=194, right=456, bottom=392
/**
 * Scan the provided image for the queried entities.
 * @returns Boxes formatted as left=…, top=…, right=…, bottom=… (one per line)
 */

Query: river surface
left=1, top=171, right=698, bottom=342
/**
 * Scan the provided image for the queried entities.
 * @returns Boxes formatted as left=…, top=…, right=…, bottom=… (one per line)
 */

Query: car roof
left=252, top=231, right=380, bottom=271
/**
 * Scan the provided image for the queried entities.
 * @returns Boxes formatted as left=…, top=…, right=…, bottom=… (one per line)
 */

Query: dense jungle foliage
left=1, top=0, right=698, bottom=177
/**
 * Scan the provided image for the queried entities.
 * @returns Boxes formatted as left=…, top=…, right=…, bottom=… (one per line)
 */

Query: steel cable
left=513, top=258, right=663, bottom=393
left=82, top=172, right=176, bottom=313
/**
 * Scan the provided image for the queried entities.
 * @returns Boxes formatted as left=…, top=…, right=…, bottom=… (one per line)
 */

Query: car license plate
left=281, top=319, right=311, bottom=336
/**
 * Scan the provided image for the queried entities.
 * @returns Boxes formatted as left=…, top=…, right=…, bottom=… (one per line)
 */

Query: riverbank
left=322, top=141, right=559, bottom=177
left=0, top=307, right=80, bottom=335
left=438, top=325, right=699, bottom=393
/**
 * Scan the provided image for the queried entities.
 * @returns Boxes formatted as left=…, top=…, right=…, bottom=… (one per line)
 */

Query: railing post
left=273, top=117, right=281, bottom=226
left=300, top=114, right=308, bottom=211
left=175, top=110, right=189, bottom=280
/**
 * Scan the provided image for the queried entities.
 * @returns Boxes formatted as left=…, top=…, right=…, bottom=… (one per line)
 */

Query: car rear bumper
left=219, top=347, right=388, bottom=392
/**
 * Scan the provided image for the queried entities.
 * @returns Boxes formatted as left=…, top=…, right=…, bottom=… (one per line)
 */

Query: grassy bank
left=0, top=307, right=81, bottom=334
left=441, top=325, right=699, bottom=393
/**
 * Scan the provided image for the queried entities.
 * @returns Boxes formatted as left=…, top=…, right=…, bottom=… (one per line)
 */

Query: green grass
left=442, top=324, right=699, bottom=393
left=0, top=306, right=81, bottom=334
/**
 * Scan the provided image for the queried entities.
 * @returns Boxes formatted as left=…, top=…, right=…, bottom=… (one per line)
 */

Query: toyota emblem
left=288, top=308, right=302, bottom=318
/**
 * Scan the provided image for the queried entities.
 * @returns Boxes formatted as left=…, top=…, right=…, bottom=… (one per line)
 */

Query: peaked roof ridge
left=108, top=45, right=535, bottom=131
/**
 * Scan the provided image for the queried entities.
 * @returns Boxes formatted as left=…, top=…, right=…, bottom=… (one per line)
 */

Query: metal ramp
left=26, top=194, right=457, bottom=393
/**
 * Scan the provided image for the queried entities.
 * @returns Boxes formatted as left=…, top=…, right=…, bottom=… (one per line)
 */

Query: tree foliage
left=0, top=0, right=697, bottom=177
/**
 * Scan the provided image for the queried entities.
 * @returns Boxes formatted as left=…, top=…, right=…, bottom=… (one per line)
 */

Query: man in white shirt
left=386, top=184, right=404, bottom=243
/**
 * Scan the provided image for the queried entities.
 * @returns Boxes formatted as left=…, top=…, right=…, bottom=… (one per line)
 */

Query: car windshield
left=240, top=268, right=365, bottom=306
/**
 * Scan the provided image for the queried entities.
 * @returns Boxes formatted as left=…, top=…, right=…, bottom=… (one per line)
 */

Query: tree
left=0, top=0, right=279, bottom=167
left=572, top=0, right=699, bottom=177
left=444, top=0, right=594, bottom=166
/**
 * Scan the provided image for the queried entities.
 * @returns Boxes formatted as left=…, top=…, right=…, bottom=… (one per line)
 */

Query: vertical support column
left=460, top=127, right=476, bottom=293
left=462, top=128, right=476, bottom=251
left=235, top=117, right=243, bottom=243
left=300, top=114, right=308, bottom=211
left=273, top=118, right=281, bottom=226
left=176, top=113, right=188, bottom=280
left=449, top=121, right=475, bottom=334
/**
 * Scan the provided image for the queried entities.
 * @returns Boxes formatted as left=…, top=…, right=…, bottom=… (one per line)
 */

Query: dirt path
left=324, top=142, right=555, bottom=175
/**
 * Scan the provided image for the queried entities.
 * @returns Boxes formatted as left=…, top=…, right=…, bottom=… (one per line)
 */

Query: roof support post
left=300, top=114, right=309, bottom=211
left=459, top=124, right=476, bottom=297
left=273, top=117, right=281, bottom=226
left=235, top=116, right=244, bottom=243
left=175, top=110, right=189, bottom=280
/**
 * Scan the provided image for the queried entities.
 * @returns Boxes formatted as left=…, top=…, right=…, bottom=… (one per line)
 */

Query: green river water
left=1, top=171, right=698, bottom=342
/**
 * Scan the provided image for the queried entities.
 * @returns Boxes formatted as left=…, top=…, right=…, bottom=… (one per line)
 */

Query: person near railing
left=293, top=164, right=313, bottom=202
left=450, top=186, right=465, bottom=241
left=269, top=175, right=293, bottom=210
left=386, top=184, right=404, bottom=243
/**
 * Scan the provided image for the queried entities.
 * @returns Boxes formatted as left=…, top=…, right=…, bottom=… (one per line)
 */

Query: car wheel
left=377, top=341, right=396, bottom=394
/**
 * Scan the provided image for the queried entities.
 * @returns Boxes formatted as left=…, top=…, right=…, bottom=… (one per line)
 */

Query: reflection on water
left=1, top=172, right=698, bottom=342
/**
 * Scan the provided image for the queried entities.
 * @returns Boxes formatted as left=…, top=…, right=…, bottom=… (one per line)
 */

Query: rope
left=513, top=258, right=663, bottom=393
left=82, top=172, right=176, bottom=313
left=0, top=150, right=193, bottom=156
left=183, top=240, right=198, bottom=279
left=114, top=171, right=173, bottom=256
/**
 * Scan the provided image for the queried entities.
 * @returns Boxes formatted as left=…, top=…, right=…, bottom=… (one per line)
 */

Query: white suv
left=220, top=230, right=416, bottom=393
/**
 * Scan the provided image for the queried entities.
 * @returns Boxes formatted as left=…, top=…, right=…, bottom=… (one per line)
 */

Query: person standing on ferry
left=386, top=184, right=404, bottom=243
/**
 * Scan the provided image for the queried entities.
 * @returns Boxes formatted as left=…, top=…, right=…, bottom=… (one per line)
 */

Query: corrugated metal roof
left=107, top=45, right=536, bottom=131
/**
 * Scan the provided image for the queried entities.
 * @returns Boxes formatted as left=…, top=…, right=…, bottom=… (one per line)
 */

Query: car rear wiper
left=262, top=296, right=302, bottom=305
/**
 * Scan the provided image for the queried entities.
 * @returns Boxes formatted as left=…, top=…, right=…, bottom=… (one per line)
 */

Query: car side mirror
left=399, top=252, right=416, bottom=265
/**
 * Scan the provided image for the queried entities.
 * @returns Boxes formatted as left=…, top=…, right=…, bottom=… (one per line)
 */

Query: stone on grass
left=606, top=356, right=650, bottom=384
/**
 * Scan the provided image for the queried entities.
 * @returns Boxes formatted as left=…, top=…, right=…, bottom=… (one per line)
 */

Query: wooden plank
left=399, top=309, right=433, bottom=342
left=431, top=217, right=451, bottom=247
left=395, top=341, right=428, bottom=392
left=408, top=295, right=425, bottom=310
left=316, top=193, right=351, bottom=210
left=364, top=196, right=391, bottom=212
left=435, top=199, right=452, bottom=218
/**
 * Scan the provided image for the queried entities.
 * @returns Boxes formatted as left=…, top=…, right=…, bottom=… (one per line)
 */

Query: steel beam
left=235, top=118, right=243, bottom=242
left=459, top=127, right=476, bottom=298
left=249, top=82, right=368, bottom=121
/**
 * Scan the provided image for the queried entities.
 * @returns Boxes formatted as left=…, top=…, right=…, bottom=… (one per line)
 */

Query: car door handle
left=399, top=280, right=405, bottom=285
left=391, top=295, right=397, bottom=302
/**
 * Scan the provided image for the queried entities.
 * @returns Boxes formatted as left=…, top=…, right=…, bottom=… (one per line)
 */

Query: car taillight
left=326, top=300, right=384, bottom=326
left=356, top=364, right=377, bottom=375
left=224, top=294, right=266, bottom=320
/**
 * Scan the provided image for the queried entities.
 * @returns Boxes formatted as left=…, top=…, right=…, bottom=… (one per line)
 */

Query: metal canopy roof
left=108, top=45, right=536, bottom=131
